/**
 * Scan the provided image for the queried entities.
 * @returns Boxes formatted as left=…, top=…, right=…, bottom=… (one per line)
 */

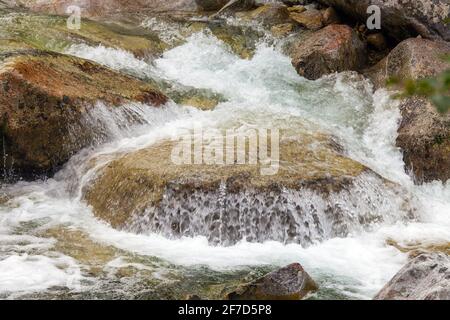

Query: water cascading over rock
left=84, top=128, right=416, bottom=246
left=0, top=46, right=167, bottom=180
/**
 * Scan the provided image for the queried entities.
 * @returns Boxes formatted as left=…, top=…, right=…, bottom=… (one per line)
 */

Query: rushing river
left=1, top=22, right=449, bottom=300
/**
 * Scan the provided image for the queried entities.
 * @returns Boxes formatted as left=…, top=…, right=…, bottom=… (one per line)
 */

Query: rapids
left=1, top=24, right=449, bottom=300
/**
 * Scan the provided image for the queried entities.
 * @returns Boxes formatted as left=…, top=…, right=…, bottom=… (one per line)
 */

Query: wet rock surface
left=397, top=97, right=450, bottom=183
left=226, top=263, right=318, bottom=300
left=240, top=3, right=291, bottom=27
left=375, top=252, right=450, bottom=300
left=0, top=9, right=168, bottom=59
left=365, top=38, right=450, bottom=90
left=365, top=38, right=450, bottom=183
left=0, top=47, right=167, bottom=179
left=84, top=128, right=414, bottom=246
left=287, top=24, right=367, bottom=80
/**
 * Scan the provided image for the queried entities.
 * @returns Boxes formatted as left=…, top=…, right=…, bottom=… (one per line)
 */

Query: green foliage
left=389, top=55, right=450, bottom=114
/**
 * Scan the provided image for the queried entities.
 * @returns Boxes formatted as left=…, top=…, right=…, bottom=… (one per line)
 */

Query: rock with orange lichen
left=0, top=46, right=167, bottom=180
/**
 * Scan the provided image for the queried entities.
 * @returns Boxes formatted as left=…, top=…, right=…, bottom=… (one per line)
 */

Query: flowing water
left=1, top=22, right=449, bottom=300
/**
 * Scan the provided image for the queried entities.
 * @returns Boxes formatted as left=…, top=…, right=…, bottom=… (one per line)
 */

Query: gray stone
left=375, top=252, right=450, bottom=300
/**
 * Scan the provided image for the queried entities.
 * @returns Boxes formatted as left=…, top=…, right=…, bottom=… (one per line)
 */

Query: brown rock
left=367, top=33, right=387, bottom=51
left=270, top=23, right=295, bottom=37
left=365, top=38, right=450, bottom=89
left=386, top=238, right=450, bottom=257
left=290, top=8, right=324, bottom=30
left=0, top=49, right=167, bottom=179
left=288, top=24, right=367, bottom=80
left=226, top=263, right=318, bottom=300
left=287, top=5, right=306, bottom=14
left=374, top=252, right=450, bottom=300
left=321, top=7, right=340, bottom=26
left=396, top=97, right=450, bottom=183
left=245, top=3, right=291, bottom=27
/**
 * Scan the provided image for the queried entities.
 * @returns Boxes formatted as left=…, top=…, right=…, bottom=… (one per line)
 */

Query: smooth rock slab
left=84, top=129, right=415, bottom=246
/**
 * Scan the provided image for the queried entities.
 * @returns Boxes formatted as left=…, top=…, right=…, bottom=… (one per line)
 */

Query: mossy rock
left=83, top=124, right=412, bottom=246
left=0, top=10, right=168, bottom=58
left=169, top=86, right=226, bottom=110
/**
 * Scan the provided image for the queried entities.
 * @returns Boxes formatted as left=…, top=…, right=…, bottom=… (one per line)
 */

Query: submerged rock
left=386, top=239, right=450, bottom=257
left=316, top=0, right=450, bottom=41
left=207, top=23, right=264, bottom=59
left=41, top=227, right=121, bottom=277
left=170, top=87, right=226, bottom=110
left=366, top=38, right=450, bottom=183
left=287, top=24, right=367, bottom=80
left=0, top=47, right=167, bottom=180
left=374, top=252, right=450, bottom=300
left=226, top=263, right=318, bottom=300
left=84, top=127, right=414, bottom=246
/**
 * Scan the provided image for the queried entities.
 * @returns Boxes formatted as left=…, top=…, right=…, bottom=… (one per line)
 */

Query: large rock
left=226, top=263, right=318, bottom=300
left=84, top=126, right=414, bottom=246
left=374, top=252, right=450, bottom=300
left=317, top=0, right=450, bottom=41
left=397, top=97, right=450, bottom=183
left=365, top=38, right=450, bottom=89
left=365, top=38, right=450, bottom=183
left=0, top=47, right=167, bottom=179
left=287, top=24, right=367, bottom=80
left=0, top=9, right=167, bottom=59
